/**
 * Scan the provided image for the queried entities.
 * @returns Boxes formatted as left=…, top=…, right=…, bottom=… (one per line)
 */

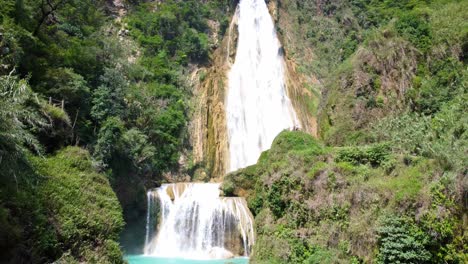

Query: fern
left=0, top=70, right=48, bottom=179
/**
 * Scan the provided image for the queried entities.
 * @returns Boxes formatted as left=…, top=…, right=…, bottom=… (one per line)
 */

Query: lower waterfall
left=131, top=0, right=295, bottom=262
left=143, top=183, right=255, bottom=260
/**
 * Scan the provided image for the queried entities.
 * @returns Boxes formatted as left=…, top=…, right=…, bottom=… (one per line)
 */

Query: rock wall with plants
left=223, top=0, right=467, bottom=262
left=0, top=0, right=239, bottom=261
left=224, top=130, right=466, bottom=263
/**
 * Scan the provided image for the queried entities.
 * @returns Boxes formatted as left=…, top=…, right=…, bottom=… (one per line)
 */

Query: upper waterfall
left=226, top=0, right=299, bottom=172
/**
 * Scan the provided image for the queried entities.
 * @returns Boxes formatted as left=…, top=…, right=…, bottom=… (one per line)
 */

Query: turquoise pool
left=125, top=255, right=249, bottom=264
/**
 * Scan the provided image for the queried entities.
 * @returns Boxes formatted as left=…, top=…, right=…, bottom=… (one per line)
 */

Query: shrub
left=42, top=103, right=71, bottom=124
left=0, top=73, right=46, bottom=178
left=373, top=94, right=467, bottom=172
left=395, top=10, right=432, bottom=51
left=336, top=143, right=391, bottom=167
left=414, top=58, right=465, bottom=115
left=94, top=117, right=125, bottom=168
left=126, top=1, right=211, bottom=64
left=269, top=130, right=325, bottom=163
left=267, top=180, right=288, bottom=219
left=248, top=192, right=264, bottom=217
left=32, top=147, right=125, bottom=263
left=91, top=68, right=127, bottom=123
left=377, top=216, right=431, bottom=263
left=121, top=128, right=157, bottom=174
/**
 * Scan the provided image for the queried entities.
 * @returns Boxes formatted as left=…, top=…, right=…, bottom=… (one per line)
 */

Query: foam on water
left=126, top=255, right=249, bottom=264
left=144, top=183, right=254, bottom=259
left=134, top=1, right=298, bottom=261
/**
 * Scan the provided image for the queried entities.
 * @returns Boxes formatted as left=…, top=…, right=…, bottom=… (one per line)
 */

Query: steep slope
left=223, top=0, right=467, bottom=263
left=192, top=0, right=320, bottom=179
left=224, top=130, right=466, bottom=263
left=0, top=0, right=238, bottom=261
left=189, top=11, right=237, bottom=180
left=1, top=147, right=124, bottom=263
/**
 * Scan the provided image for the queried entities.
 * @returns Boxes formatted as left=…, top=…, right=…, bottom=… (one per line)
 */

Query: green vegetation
left=224, top=130, right=466, bottom=263
left=32, top=147, right=125, bottom=263
left=1, top=0, right=466, bottom=262
left=0, top=0, right=235, bottom=262
left=335, top=143, right=391, bottom=167
left=222, top=0, right=467, bottom=262
left=1, top=147, right=123, bottom=263
left=376, top=216, right=431, bottom=263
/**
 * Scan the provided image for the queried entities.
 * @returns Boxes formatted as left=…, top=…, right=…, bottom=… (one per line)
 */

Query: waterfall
left=140, top=0, right=297, bottom=260
left=226, top=0, right=299, bottom=172
left=144, top=183, right=255, bottom=259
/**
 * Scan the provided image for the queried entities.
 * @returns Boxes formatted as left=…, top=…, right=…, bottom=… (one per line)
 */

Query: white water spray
left=226, top=0, right=299, bottom=172
left=142, top=0, right=296, bottom=259
left=144, top=183, right=255, bottom=259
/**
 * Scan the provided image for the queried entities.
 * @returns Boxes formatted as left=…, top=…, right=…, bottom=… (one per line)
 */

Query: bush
left=126, top=1, right=211, bottom=64
left=413, top=58, right=465, bottom=115
left=269, top=130, right=324, bottom=163
left=377, top=216, right=431, bottom=263
left=336, top=143, right=391, bottom=167
left=0, top=73, right=46, bottom=178
left=121, top=128, right=157, bottom=173
left=374, top=94, right=467, bottom=172
left=94, top=117, right=125, bottom=168
left=42, top=103, right=70, bottom=124
left=32, top=147, right=125, bottom=263
left=395, top=10, right=432, bottom=51
left=91, top=68, right=127, bottom=123
left=267, top=181, right=288, bottom=219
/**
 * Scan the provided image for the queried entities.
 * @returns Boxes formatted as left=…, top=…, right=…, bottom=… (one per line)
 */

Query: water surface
left=125, top=255, right=249, bottom=264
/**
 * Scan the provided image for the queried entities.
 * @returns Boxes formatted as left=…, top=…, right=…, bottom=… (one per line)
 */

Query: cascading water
left=136, top=1, right=298, bottom=262
left=144, top=183, right=255, bottom=259
left=226, top=0, right=299, bottom=172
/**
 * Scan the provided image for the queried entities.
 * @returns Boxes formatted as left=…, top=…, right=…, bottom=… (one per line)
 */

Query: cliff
left=221, top=0, right=467, bottom=263
left=190, top=1, right=320, bottom=179
left=189, top=9, right=238, bottom=180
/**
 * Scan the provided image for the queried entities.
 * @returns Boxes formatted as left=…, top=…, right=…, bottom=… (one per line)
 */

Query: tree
left=94, top=116, right=124, bottom=169
left=91, top=67, right=127, bottom=124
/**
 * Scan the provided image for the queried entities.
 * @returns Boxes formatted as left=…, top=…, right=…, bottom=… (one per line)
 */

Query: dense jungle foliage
left=222, top=0, right=467, bottom=263
left=0, top=0, right=234, bottom=262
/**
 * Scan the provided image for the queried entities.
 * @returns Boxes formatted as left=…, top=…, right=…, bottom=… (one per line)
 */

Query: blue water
left=125, top=255, right=249, bottom=264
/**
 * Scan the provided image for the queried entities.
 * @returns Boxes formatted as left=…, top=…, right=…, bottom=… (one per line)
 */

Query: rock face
left=190, top=12, right=239, bottom=179
left=189, top=0, right=318, bottom=180
left=269, top=0, right=320, bottom=137
left=283, top=59, right=319, bottom=137
left=106, top=0, right=126, bottom=18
